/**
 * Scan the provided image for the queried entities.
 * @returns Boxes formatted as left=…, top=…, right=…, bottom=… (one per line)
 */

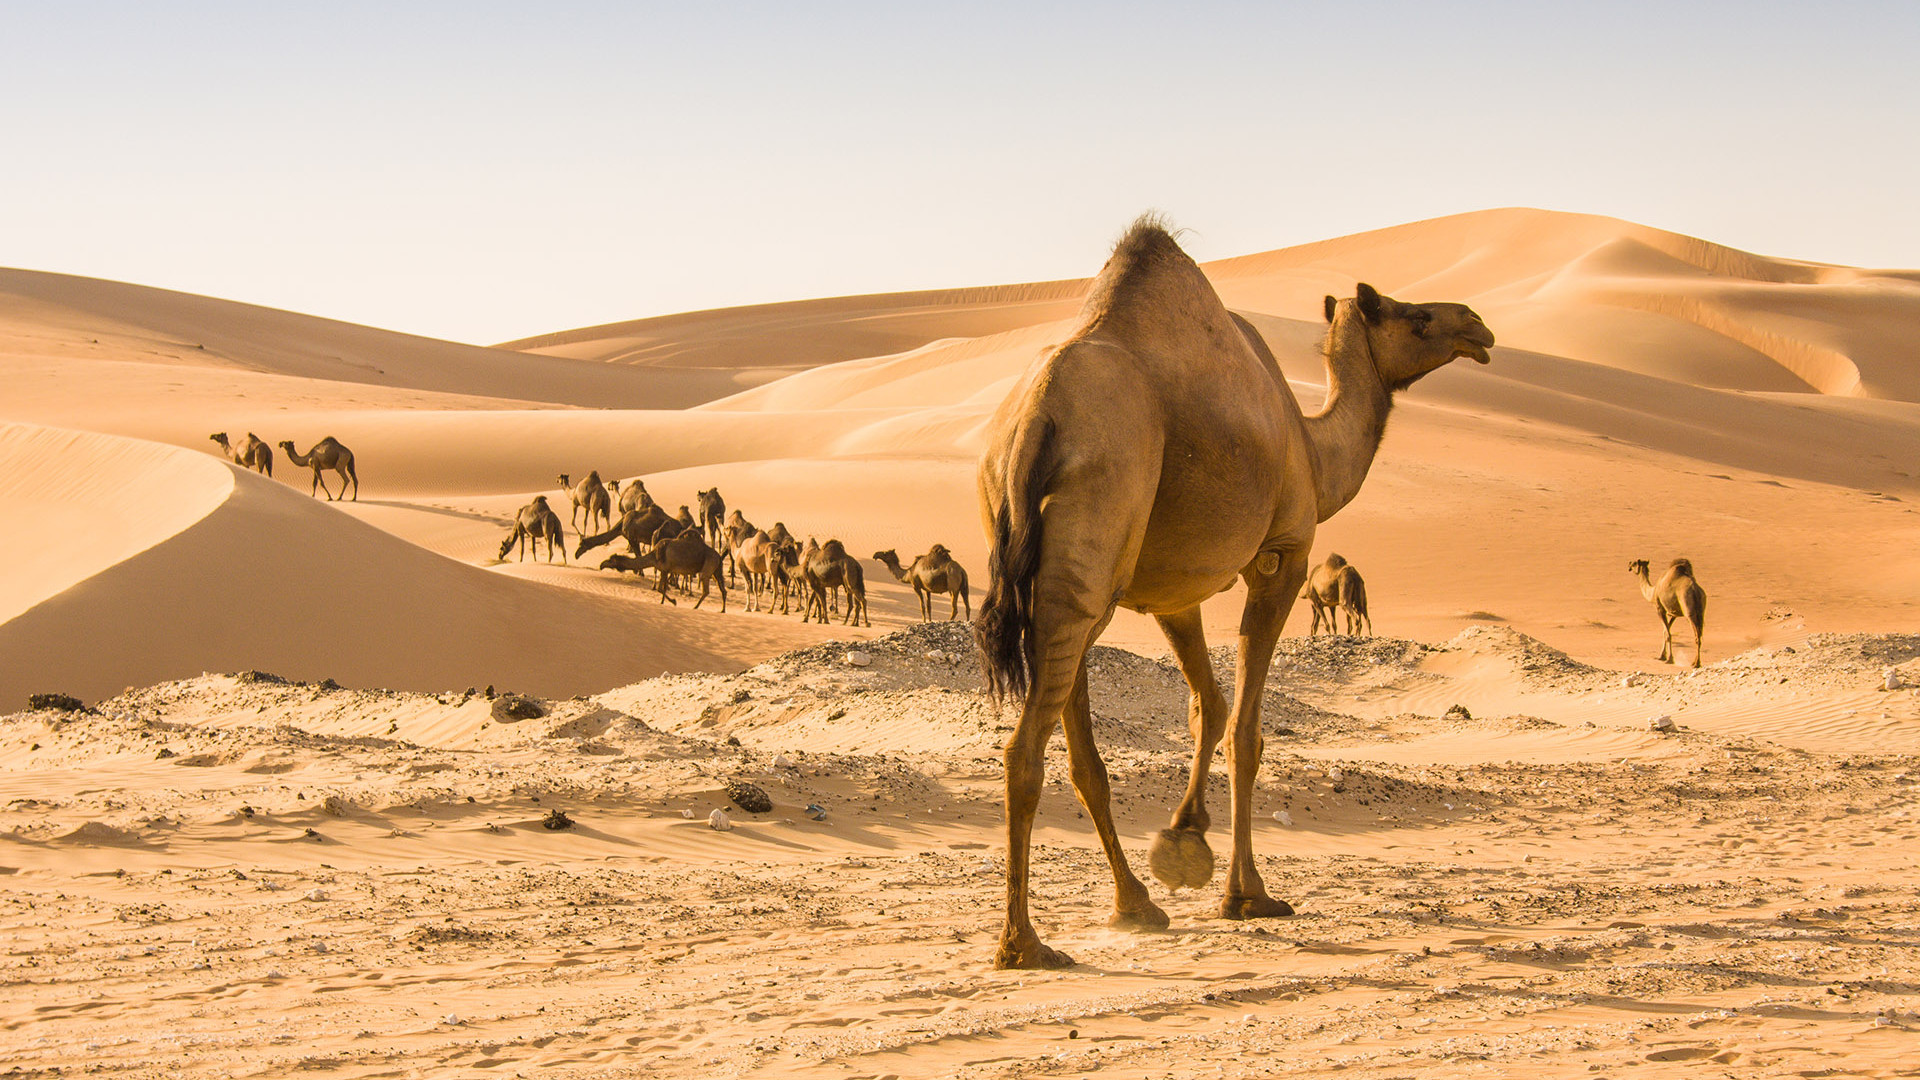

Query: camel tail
left=975, top=418, right=1054, bottom=705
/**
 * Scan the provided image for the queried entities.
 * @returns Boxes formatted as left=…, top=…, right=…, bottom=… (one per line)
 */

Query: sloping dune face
left=0, top=423, right=834, bottom=705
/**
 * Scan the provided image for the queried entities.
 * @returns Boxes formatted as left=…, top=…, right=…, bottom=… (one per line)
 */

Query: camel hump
left=1324, top=552, right=1348, bottom=568
left=822, top=539, right=847, bottom=557
left=927, top=543, right=950, bottom=562
left=1670, top=557, right=1695, bottom=577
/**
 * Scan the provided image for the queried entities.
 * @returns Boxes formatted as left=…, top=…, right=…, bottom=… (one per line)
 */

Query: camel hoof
left=994, top=939, right=1075, bottom=970
left=1148, top=827, right=1214, bottom=890
left=1220, top=895, right=1295, bottom=920
left=1109, top=901, right=1170, bottom=932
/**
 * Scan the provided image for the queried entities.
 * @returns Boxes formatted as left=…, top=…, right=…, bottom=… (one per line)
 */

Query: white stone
left=681, top=808, right=695, bottom=819
left=772, top=753, right=794, bottom=769
left=303, top=889, right=327, bottom=902
left=1621, top=674, right=1639, bottom=688
left=1649, top=714, right=1676, bottom=732
left=1272, top=811, right=1293, bottom=826
left=443, top=1014, right=461, bottom=1026
left=708, top=809, right=733, bottom=831
left=925, top=650, right=946, bottom=662
left=845, top=650, right=873, bottom=668
left=1886, top=667, right=1903, bottom=691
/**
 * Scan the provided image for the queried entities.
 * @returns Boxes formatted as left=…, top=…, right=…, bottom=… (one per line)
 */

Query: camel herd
left=496, top=472, right=970, bottom=628
left=208, top=432, right=358, bottom=501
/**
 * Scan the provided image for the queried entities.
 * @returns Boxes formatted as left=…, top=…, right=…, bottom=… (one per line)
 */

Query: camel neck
left=1301, top=306, right=1393, bottom=523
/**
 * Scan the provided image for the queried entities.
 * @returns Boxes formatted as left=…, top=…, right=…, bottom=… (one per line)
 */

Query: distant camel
left=602, top=530, right=726, bottom=611
left=1300, top=554, right=1371, bottom=636
left=209, top=432, right=273, bottom=477
left=874, top=545, right=972, bottom=622
left=769, top=540, right=805, bottom=615
left=576, top=504, right=675, bottom=561
left=613, top=479, right=653, bottom=515
left=733, top=529, right=779, bottom=611
left=675, top=505, right=697, bottom=535
left=500, top=496, right=565, bottom=563
left=278, top=437, right=358, bottom=501
left=697, top=488, right=727, bottom=547
left=1629, top=558, right=1706, bottom=667
left=974, top=220, right=1493, bottom=968
left=804, top=539, right=869, bottom=627
left=723, top=514, right=759, bottom=589
left=559, top=471, right=611, bottom=533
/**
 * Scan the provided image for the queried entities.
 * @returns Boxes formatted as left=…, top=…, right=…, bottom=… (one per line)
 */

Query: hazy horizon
left=4, top=1, right=1915, bottom=344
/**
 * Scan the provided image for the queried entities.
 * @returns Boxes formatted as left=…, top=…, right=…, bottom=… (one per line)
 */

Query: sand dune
left=0, top=422, right=837, bottom=706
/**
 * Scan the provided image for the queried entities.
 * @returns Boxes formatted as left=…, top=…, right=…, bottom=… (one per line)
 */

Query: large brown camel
left=803, top=539, right=870, bottom=627
left=874, top=545, right=972, bottom=622
left=209, top=432, right=273, bottom=477
left=499, top=495, right=566, bottom=563
left=278, top=437, right=359, bottom=501
left=974, top=219, right=1493, bottom=969
left=732, top=529, right=779, bottom=611
left=576, top=504, right=677, bottom=561
left=559, top=471, right=612, bottom=534
left=1629, top=558, right=1706, bottom=667
left=1300, top=553, right=1371, bottom=636
left=697, top=488, right=727, bottom=547
left=601, top=530, right=727, bottom=611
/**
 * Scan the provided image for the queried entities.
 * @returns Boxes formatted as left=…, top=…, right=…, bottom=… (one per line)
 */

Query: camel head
left=1325, top=283, right=1495, bottom=391
left=1627, top=558, right=1651, bottom=579
left=276, top=439, right=295, bottom=452
left=558, top=473, right=571, bottom=488
left=498, top=534, right=517, bottom=559
left=873, top=548, right=897, bottom=565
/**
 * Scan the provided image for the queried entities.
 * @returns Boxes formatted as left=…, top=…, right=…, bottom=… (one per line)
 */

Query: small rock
left=1649, top=715, right=1676, bottom=732
left=805, top=803, right=828, bottom=821
left=443, top=1013, right=461, bottom=1026
left=321, top=795, right=349, bottom=816
left=1443, top=704, right=1472, bottom=721
left=317, top=678, right=342, bottom=691
left=1272, top=811, right=1293, bottom=826
left=1620, top=674, right=1640, bottom=688
left=491, top=694, right=545, bottom=722
left=682, top=809, right=696, bottom=819
left=845, top=650, right=872, bottom=668
left=725, top=780, right=773, bottom=814
left=234, top=671, right=288, bottom=685
left=28, top=692, right=87, bottom=712
left=1885, top=668, right=1903, bottom=691
left=925, top=650, right=946, bottom=662
left=304, top=889, right=327, bottom=902
left=708, top=808, right=733, bottom=831
left=156, top=748, right=175, bottom=759
left=541, top=808, right=574, bottom=830
left=772, top=753, right=795, bottom=770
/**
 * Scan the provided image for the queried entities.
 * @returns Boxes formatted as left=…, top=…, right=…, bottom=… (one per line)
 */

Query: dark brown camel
left=602, top=530, right=727, bottom=611
left=278, top=437, right=359, bottom=501
left=560, top=471, right=612, bottom=534
left=803, top=539, right=869, bottom=627
left=499, top=496, right=565, bottom=563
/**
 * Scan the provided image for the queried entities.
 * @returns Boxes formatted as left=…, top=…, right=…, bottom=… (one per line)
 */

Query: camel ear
left=1355, top=283, right=1382, bottom=324
left=1323, top=295, right=1337, bottom=323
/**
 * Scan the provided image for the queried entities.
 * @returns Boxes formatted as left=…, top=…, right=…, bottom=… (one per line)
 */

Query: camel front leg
left=1148, top=606, right=1228, bottom=891
left=1659, top=610, right=1676, bottom=664
left=1220, top=557, right=1306, bottom=921
left=1059, top=651, right=1168, bottom=932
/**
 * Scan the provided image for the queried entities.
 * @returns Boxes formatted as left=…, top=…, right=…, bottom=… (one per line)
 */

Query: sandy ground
left=5, top=624, right=1920, bottom=1077
left=4, top=207, right=1920, bottom=1075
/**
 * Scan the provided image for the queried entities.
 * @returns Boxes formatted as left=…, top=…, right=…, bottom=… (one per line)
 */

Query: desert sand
left=4, top=208, right=1919, bottom=1076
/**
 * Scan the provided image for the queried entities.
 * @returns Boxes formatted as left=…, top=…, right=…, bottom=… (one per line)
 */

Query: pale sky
left=2, top=1, right=1914, bottom=344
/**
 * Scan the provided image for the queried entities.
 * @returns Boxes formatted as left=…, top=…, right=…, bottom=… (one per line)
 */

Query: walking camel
left=278, top=437, right=359, bottom=501
left=1300, top=553, right=1371, bottom=636
left=974, top=218, right=1494, bottom=969
left=601, top=530, right=727, bottom=611
left=697, top=488, right=727, bottom=547
left=499, top=496, right=566, bottom=563
left=803, top=539, right=869, bottom=626
left=1629, top=558, right=1706, bottom=667
left=874, top=546, right=972, bottom=622
left=559, top=472, right=612, bottom=534
left=209, top=432, right=273, bottom=477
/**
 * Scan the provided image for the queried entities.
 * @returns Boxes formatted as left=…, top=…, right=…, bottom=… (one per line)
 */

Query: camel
left=559, top=472, right=612, bottom=534
left=602, top=530, right=726, bottom=611
left=1300, top=554, right=1371, bottom=636
left=278, top=437, right=359, bottom=501
left=973, top=219, right=1494, bottom=969
left=697, top=488, right=727, bottom=547
left=769, top=540, right=805, bottom=615
left=576, top=504, right=676, bottom=561
left=1629, top=558, right=1706, bottom=668
left=209, top=432, right=273, bottom=477
left=803, top=539, right=870, bottom=627
left=723, top=514, right=759, bottom=589
left=614, top=479, right=654, bottom=515
left=499, top=495, right=566, bottom=563
left=732, top=529, right=779, bottom=611
left=874, top=545, right=972, bottom=622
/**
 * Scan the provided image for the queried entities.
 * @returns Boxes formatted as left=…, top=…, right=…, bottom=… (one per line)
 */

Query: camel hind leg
left=1219, top=555, right=1307, bottom=920
left=1059, top=648, right=1167, bottom=932
left=1683, top=585, right=1705, bottom=668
